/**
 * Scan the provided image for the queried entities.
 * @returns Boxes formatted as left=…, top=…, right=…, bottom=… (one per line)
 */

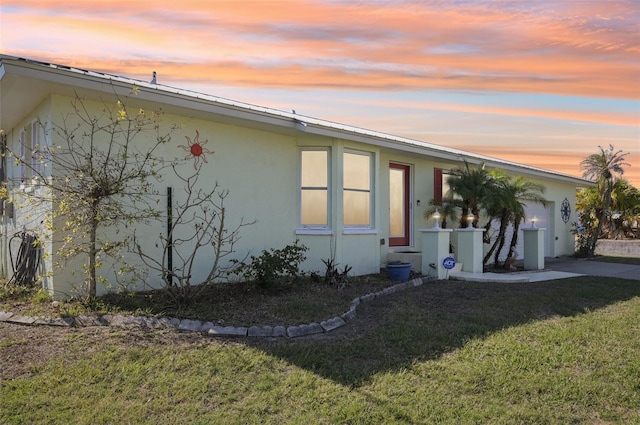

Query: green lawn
left=2, top=276, right=639, bottom=424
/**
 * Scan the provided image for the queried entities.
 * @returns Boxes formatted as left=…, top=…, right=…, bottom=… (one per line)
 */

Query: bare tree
left=133, top=163, right=254, bottom=302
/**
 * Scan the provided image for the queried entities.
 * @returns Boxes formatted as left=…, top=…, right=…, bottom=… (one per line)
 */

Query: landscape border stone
left=0, top=276, right=432, bottom=338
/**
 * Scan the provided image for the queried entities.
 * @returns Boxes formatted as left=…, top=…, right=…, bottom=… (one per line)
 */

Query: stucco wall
left=3, top=89, right=582, bottom=299
left=8, top=94, right=388, bottom=297
left=595, top=240, right=640, bottom=257
left=2, top=97, right=54, bottom=295
left=377, top=151, right=579, bottom=266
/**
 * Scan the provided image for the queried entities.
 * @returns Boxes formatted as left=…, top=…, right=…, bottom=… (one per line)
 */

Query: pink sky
left=1, top=0, right=638, bottom=185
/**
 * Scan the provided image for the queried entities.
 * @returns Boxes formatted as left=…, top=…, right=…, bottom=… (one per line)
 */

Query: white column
left=453, top=228, right=486, bottom=273
left=420, top=228, right=453, bottom=279
left=522, top=228, right=545, bottom=270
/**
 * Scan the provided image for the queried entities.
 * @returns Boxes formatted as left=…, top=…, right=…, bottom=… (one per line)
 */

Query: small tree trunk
left=506, top=220, right=521, bottom=262
left=88, top=199, right=100, bottom=300
left=483, top=210, right=508, bottom=265
left=493, top=224, right=508, bottom=267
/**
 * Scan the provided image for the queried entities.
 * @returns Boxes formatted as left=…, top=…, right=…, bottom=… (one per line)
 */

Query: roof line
left=0, top=55, right=592, bottom=186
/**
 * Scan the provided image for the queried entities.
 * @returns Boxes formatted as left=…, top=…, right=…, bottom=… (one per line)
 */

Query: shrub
left=321, top=258, right=352, bottom=289
left=233, top=242, right=308, bottom=289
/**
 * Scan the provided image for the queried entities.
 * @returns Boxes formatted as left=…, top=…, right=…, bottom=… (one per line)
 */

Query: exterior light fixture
left=466, top=212, right=475, bottom=229
left=531, top=216, right=538, bottom=228
left=433, top=209, right=441, bottom=229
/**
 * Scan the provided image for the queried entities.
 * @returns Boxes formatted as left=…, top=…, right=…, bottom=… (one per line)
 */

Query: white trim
left=343, top=228, right=378, bottom=235
left=19, top=127, right=26, bottom=183
left=343, top=149, right=374, bottom=229
left=298, top=147, right=331, bottom=230
left=296, top=228, right=333, bottom=236
left=31, top=120, right=39, bottom=178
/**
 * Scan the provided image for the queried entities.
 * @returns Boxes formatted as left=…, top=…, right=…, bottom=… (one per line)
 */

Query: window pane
left=344, top=191, right=370, bottom=226
left=301, top=189, right=328, bottom=226
left=301, top=151, right=327, bottom=187
left=343, top=152, right=370, bottom=190
left=389, top=168, right=405, bottom=237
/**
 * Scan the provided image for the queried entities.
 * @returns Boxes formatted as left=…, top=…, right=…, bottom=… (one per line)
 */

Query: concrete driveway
left=545, top=257, right=640, bottom=281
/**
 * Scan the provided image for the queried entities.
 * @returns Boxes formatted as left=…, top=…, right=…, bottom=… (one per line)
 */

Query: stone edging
left=0, top=277, right=432, bottom=338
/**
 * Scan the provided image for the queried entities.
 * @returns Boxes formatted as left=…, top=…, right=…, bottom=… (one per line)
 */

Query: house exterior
left=0, top=56, right=590, bottom=298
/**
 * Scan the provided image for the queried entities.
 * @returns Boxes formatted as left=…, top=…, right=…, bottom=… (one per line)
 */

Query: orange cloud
left=2, top=0, right=638, bottom=99
left=451, top=146, right=639, bottom=187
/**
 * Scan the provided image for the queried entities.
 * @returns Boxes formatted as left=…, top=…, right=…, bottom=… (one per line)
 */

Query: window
left=435, top=167, right=455, bottom=202
left=434, top=168, right=443, bottom=203
left=300, top=149, right=329, bottom=228
left=343, top=150, right=372, bottom=227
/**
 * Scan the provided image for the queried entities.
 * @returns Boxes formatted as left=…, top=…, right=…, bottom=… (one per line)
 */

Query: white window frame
left=297, top=147, right=331, bottom=233
left=19, top=127, right=27, bottom=184
left=31, top=120, right=40, bottom=180
left=343, top=149, right=374, bottom=231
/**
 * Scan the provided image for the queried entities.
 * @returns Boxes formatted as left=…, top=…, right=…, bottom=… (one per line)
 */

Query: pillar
left=453, top=228, right=486, bottom=273
left=522, top=227, right=545, bottom=270
left=420, top=228, right=453, bottom=279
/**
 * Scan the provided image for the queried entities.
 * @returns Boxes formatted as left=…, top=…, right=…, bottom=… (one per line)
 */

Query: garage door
left=493, top=202, right=551, bottom=261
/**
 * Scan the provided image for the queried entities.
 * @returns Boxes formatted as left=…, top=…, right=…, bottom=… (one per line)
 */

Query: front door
left=389, top=163, right=410, bottom=246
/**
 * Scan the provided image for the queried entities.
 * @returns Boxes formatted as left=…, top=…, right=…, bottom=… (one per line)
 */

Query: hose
left=8, top=230, right=42, bottom=287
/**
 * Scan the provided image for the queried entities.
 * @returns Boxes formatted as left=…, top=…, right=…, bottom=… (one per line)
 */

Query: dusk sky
left=1, top=0, right=638, bottom=186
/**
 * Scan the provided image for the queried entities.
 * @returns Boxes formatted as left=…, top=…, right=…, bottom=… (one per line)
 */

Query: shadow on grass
left=244, top=276, right=640, bottom=387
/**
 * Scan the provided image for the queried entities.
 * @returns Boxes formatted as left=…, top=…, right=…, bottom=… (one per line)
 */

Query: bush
left=233, top=242, right=308, bottom=289
left=572, top=214, right=597, bottom=257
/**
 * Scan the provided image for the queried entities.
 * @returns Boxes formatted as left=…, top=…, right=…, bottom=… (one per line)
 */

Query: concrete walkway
left=449, top=256, right=640, bottom=283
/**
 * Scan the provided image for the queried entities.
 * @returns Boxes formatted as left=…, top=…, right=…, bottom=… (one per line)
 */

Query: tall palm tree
left=504, top=177, right=547, bottom=264
left=580, top=145, right=630, bottom=256
left=482, top=172, right=546, bottom=267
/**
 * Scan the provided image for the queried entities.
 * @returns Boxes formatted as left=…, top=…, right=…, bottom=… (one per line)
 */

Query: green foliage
left=482, top=170, right=547, bottom=267
left=577, top=179, right=640, bottom=241
left=321, top=258, right=352, bottom=288
left=441, top=162, right=547, bottom=265
left=445, top=160, right=495, bottom=228
left=571, top=219, right=596, bottom=257
left=8, top=93, right=174, bottom=299
left=0, top=280, right=37, bottom=301
left=233, top=242, right=308, bottom=289
left=30, top=288, right=52, bottom=304
left=579, top=145, right=632, bottom=255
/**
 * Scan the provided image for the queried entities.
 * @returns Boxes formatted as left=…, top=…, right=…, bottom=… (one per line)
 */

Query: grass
left=2, top=275, right=640, bottom=424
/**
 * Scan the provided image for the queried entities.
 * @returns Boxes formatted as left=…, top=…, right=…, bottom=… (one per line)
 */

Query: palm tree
left=504, top=177, right=547, bottom=265
left=580, top=145, right=630, bottom=256
left=424, top=197, right=459, bottom=229
left=445, top=161, right=495, bottom=228
left=482, top=172, right=546, bottom=267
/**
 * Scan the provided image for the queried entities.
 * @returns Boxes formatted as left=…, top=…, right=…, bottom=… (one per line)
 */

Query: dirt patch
left=0, top=321, right=214, bottom=382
